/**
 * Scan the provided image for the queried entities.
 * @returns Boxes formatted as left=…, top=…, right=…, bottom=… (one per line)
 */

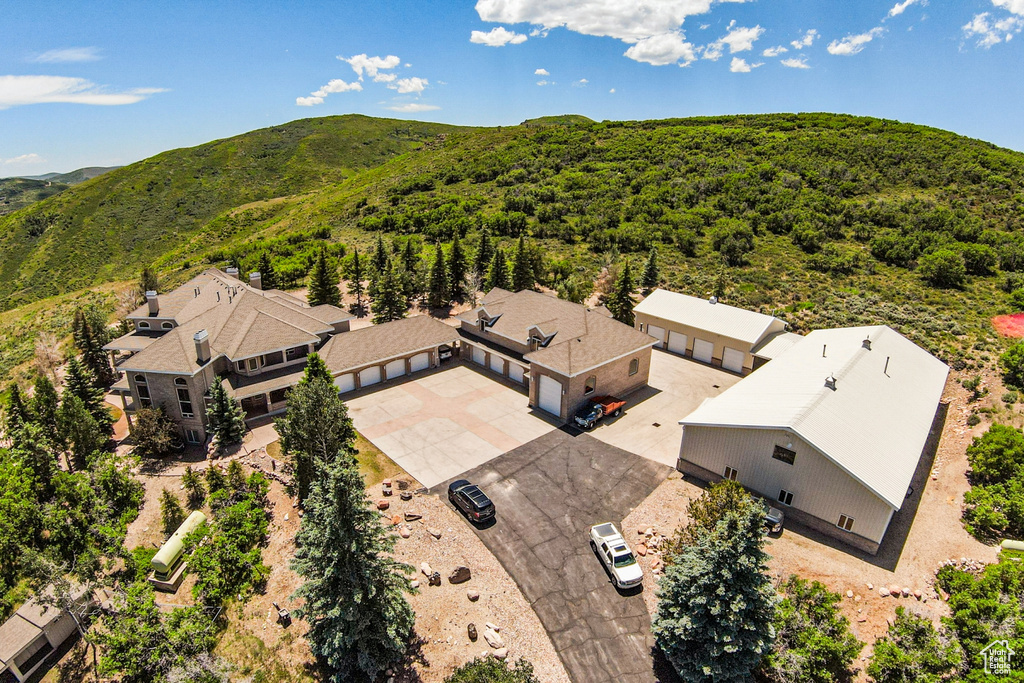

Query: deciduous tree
left=866, top=607, right=962, bottom=683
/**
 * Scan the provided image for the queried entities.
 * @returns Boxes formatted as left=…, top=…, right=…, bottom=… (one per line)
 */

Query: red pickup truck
left=573, top=396, right=626, bottom=429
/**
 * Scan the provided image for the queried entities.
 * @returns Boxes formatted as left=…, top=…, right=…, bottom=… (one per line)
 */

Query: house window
left=175, top=378, right=193, bottom=418
left=185, top=429, right=201, bottom=444
left=837, top=515, right=855, bottom=532
left=772, top=445, right=796, bottom=465
left=135, top=374, right=152, bottom=408
left=247, top=357, right=259, bottom=372
left=286, top=346, right=309, bottom=361
left=629, top=358, right=639, bottom=376
left=269, top=387, right=289, bottom=404
left=778, top=489, right=794, bottom=506
left=137, top=321, right=150, bottom=329
left=584, top=376, right=597, bottom=395
left=724, top=466, right=738, bottom=481
left=161, top=322, right=173, bottom=330
left=263, top=350, right=284, bottom=367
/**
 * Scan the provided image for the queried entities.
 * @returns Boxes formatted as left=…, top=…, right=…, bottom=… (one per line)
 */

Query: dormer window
left=137, top=321, right=150, bottom=329
left=161, top=322, right=173, bottom=330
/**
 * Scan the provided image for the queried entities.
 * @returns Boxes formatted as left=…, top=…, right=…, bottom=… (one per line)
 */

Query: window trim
left=584, top=375, right=597, bottom=396
left=134, top=374, right=152, bottom=407
left=724, top=466, right=738, bottom=481
left=837, top=514, right=855, bottom=532
left=185, top=429, right=201, bottom=444
left=247, top=357, right=260, bottom=372
left=174, top=378, right=194, bottom=419
left=161, top=321, right=173, bottom=330
left=628, top=358, right=639, bottom=376
left=772, top=445, right=796, bottom=465
left=137, top=321, right=150, bottom=329
left=778, top=489, right=794, bottom=506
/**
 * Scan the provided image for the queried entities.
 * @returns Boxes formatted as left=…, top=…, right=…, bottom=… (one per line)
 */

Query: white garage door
left=508, top=364, right=526, bottom=383
left=334, top=373, right=355, bottom=394
left=472, top=346, right=486, bottom=366
left=722, top=347, right=745, bottom=374
left=667, top=331, right=688, bottom=356
left=692, top=339, right=715, bottom=364
left=410, top=352, right=430, bottom=373
left=359, top=366, right=381, bottom=387
left=489, top=354, right=504, bottom=375
left=647, top=324, right=666, bottom=344
left=537, top=375, right=562, bottom=417
left=385, top=358, right=407, bottom=379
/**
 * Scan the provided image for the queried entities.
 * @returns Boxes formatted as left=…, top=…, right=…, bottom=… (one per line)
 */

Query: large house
left=456, top=289, right=658, bottom=421
left=677, top=325, right=949, bottom=554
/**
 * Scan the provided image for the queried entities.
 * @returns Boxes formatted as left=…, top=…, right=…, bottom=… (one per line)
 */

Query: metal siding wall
left=680, top=426, right=893, bottom=543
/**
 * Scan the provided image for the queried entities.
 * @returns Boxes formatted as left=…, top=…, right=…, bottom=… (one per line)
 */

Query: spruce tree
left=448, top=235, right=468, bottom=301
left=300, top=352, right=332, bottom=386
left=64, top=357, right=113, bottom=432
left=256, top=252, right=278, bottom=290
left=372, top=233, right=389, bottom=275
left=160, top=489, right=186, bottom=535
left=511, top=234, right=536, bottom=292
left=182, top=466, right=205, bottom=508
left=140, top=267, right=159, bottom=297
left=205, top=464, right=227, bottom=495
left=427, top=243, right=449, bottom=308
left=486, top=247, right=510, bottom=291
left=346, top=248, right=366, bottom=316
left=641, top=246, right=660, bottom=295
left=607, top=260, right=637, bottom=326
left=5, top=383, right=30, bottom=435
left=372, top=261, right=408, bottom=324
left=59, top=393, right=104, bottom=470
left=291, top=454, right=416, bottom=683
left=473, top=228, right=494, bottom=279
left=72, top=307, right=114, bottom=387
left=207, top=378, right=246, bottom=449
left=32, top=375, right=61, bottom=443
left=652, top=502, right=777, bottom=683
left=307, top=248, right=341, bottom=307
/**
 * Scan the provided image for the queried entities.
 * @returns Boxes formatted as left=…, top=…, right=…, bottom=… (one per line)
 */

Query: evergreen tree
left=160, top=489, right=186, bottom=535
left=511, top=234, right=536, bottom=292
left=140, top=267, right=159, bottom=297
left=428, top=243, right=449, bottom=308
left=372, top=233, right=390, bottom=275
left=31, top=375, right=62, bottom=445
left=205, top=465, right=227, bottom=496
left=301, top=352, right=332, bottom=386
left=606, top=260, right=637, bottom=326
left=291, top=454, right=416, bottom=683
left=64, top=357, right=113, bottom=433
left=182, top=466, right=205, bottom=509
left=72, top=307, right=115, bottom=387
left=400, top=239, right=425, bottom=301
left=486, top=247, right=510, bottom=291
left=372, top=261, right=408, bottom=324
left=307, top=248, right=341, bottom=307
left=207, top=378, right=246, bottom=449
left=473, top=229, right=494, bottom=278
left=4, top=383, right=30, bottom=435
left=652, top=501, right=777, bottom=683
left=256, top=252, right=278, bottom=290
left=641, top=246, right=660, bottom=295
left=58, top=393, right=104, bottom=470
left=346, top=248, right=366, bottom=317
left=448, top=235, right=468, bottom=301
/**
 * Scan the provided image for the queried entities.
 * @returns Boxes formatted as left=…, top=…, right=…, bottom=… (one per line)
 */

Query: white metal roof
left=633, top=288, right=783, bottom=345
left=679, top=325, right=948, bottom=509
left=752, top=331, right=804, bottom=360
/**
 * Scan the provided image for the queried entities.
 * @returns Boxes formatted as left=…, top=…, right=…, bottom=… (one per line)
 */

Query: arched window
left=137, top=321, right=150, bottom=329
left=629, top=358, right=639, bottom=376
left=584, top=376, right=597, bottom=395
left=161, top=321, right=173, bottom=330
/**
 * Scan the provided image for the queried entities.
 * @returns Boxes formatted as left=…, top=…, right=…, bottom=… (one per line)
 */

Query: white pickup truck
left=589, top=522, right=643, bottom=589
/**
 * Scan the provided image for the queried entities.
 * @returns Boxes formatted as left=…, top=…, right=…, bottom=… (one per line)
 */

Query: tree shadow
left=393, top=630, right=429, bottom=682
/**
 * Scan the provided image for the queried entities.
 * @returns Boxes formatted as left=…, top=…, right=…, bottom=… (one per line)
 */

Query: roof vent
left=862, top=337, right=872, bottom=350
left=249, top=271, right=262, bottom=290
left=709, top=296, right=718, bottom=305
left=824, top=375, right=837, bottom=390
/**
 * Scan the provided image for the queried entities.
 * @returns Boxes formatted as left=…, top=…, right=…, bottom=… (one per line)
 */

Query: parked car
left=765, top=506, right=785, bottom=534
left=573, top=396, right=627, bottom=430
left=589, top=522, right=643, bottom=589
left=447, top=479, right=495, bottom=522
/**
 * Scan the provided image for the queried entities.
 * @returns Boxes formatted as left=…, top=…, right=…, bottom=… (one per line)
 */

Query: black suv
left=447, top=479, right=495, bottom=522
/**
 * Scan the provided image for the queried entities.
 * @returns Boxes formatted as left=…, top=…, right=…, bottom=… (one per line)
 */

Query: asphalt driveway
left=432, top=429, right=672, bottom=683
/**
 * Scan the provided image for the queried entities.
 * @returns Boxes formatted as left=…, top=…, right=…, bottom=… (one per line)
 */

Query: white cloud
left=373, top=72, right=397, bottom=83
left=389, top=77, right=428, bottom=94
left=470, top=26, right=528, bottom=46
left=887, top=0, right=921, bottom=18
left=296, top=96, right=324, bottom=106
left=385, top=103, right=441, bottom=112
left=704, top=22, right=764, bottom=61
left=340, top=54, right=401, bottom=80
left=781, top=56, right=810, bottom=68
left=313, top=79, right=363, bottom=97
left=573, top=78, right=589, bottom=87
left=31, top=47, right=101, bottom=63
left=609, top=88, right=616, bottom=93
left=762, top=45, right=788, bottom=57
left=0, top=75, right=164, bottom=109
left=2, top=153, right=44, bottom=165
left=536, top=79, right=550, bottom=86
left=535, top=68, right=550, bottom=75
left=624, top=32, right=697, bottom=66
left=994, top=0, right=1024, bottom=15
left=790, top=29, right=818, bottom=49
left=729, top=57, right=762, bottom=72
left=963, top=12, right=1024, bottom=47
left=827, top=27, right=884, bottom=55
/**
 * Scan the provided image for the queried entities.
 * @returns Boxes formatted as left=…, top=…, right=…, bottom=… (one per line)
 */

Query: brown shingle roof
left=321, top=316, right=459, bottom=373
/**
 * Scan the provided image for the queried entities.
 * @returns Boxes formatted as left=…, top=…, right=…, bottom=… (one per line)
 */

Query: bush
left=962, top=424, right=1024, bottom=539
left=918, top=249, right=966, bottom=288
left=1003, top=391, right=1019, bottom=405
left=130, top=407, right=178, bottom=458
left=444, top=657, right=540, bottom=683
left=1001, top=340, right=1024, bottom=389
left=710, top=219, right=755, bottom=266
left=866, top=607, right=962, bottom=683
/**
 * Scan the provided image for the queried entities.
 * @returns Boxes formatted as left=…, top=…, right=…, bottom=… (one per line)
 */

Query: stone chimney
left=146, top=291, right=159, bottom=316
left=225, top=266, right=239, bottom=278
left=194, top=329, right=211, bottom=365
left=249, top=272, right=262, bottom=290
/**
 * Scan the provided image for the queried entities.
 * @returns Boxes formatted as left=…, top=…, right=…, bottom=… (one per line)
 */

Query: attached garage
left=410, top=352, right=430, bottom=373
left=385, top=358, right=407, bottom=380
left=647, top=324, right=666, bottom=345
left=489, top=354, right=504, bottom=375
left=722, top=347, right=745, bottom=374
left=334, top=373, right=355, bottom=394
left=692, top=338, right=714, bottom=364
left=537, top=374, right=562, bottom=417
left=359, top=366, right=382, bottom=387
left=667, top=330, right=688, bottom=356
left=472, top=346, right=486, bottom=366
left=508, top=364, right=526, bottom=384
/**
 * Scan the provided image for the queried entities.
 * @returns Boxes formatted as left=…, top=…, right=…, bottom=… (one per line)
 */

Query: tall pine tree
left=400, top=238, right=422, bottom=301
left=486, top=247, right=510, bottom=291
left=346, top=248, right=366, bottom=317
left=139, top=267, right=159, bottom=297
left=32, top=375, right=61, bottom=443
left=473, top=228, right=493, bottom=278
left=291, top=454, right=416, bottom=683
left=4, top=383, right=30, bottom=435
left=448, top=235, right=468, bottom=302
left=511, top=234, right=536, bottom=292
left=207, top=378, right=246, bottom=449
left=64, top=357, right=113, bottom=433
left=256, top=252, right=278, bottom=290
left=606, top=260, right=637, bottom=326
left=641, top=246, right=660, bottom=295
left=427, top=243, right=449, bottom=309
left=72, top=307, right=115, bottom=387
left=307, top=248, right=341, bottom=307
left=372, top=233, right=390, bottom=275
left=372, top=261, right=408, bottom=324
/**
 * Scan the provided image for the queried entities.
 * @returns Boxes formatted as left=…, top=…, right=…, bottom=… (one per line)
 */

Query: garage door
left=359, top=366, right=381, bottom=387
left=385, top=358, right=407, bottom=380
left=647, top=324, right=666, bottom=345
left=472, top=346, right=486, bottom=366
left=667, top=331, right=688, bottom=356
left=410, top=352, right=430, bottom=373
left=537, top=375, right=562, bottom=417
left=722, top=347, right=745, bottom=374
left=508, top=364, right=525, bottom=383
left=692, top=339, right=714, bottom=364
left=334, top=373, right=355, bottom=394
left=489, top=354, right=504, bottom=375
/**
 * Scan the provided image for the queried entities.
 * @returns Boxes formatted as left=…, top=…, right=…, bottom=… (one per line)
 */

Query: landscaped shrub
left=918, top=249, right=967, bottom=289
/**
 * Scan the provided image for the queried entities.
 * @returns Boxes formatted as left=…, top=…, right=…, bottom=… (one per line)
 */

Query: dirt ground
left=623, top=370, right=1002, bottom=680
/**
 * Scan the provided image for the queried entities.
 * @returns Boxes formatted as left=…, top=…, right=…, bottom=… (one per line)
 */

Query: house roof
left=752, top=331, right=804, bottom=360
left=0, top=585, right=88, bottom=665
left=320, top=315, right=459, bottom=374
left=119, top=269, right=350, bottom=374
left=226, top=365, right=307, bottom=400
left=457, top=289, right=658, bottom=377
left=680, top=325, right=949, bottom=509
left=633, top=288, right=784, bottom=345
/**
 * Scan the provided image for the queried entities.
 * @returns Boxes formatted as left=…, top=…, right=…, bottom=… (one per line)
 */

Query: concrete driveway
left=588, top=349, right=742, bottom=466
left=433, top=429, right=672, bottom=683
left=345, top=364, right=557, bottom=488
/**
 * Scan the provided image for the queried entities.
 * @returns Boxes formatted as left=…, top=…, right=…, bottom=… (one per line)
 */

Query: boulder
left=400, top=491, right=413, bottom=501
left=846, top=590, right=854, bottom=598
left=404, top=511, right=423, bottom=522
left=467, top=623, right=478, bottom=641
left=493, top=648, right=508, bottom=660
left=879, top=587, right=890, bottom=597
left=391, top=514, right=403, bottom=526
left=483, top=628, right=504, bottom=649
left=914, top=589, right=922, bottom=600
left=467, top=589, right=480, bottom=602
left=889, top=585, right=901, bottom=597
left=901, top=587, right=910, bottom=598
left=428, top=527, right=442, bottom=539
left=429, top=571, right=442, bottom=587
left=420, top=562, right=432, bottom=577
left=399, top=526, right=411, bottom=539
left=449, top=566, right=472, bottom=584
left=376, top=500, right=390, bottom=511
left=486, top=622, right=499, bottom=632
left=411, top=580, right=419, bottom=589
left=636, top=544, right=647, bottom=557
left=867, top=583, right=874, bottom=590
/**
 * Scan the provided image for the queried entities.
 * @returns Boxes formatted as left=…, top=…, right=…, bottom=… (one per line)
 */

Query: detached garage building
left=633, top=288, right=789, bottom=374
left=677, top=325, right=948, bottom=554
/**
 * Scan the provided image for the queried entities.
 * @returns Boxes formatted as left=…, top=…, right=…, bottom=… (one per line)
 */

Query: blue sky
left=2, top=1, right=1024, bottom=177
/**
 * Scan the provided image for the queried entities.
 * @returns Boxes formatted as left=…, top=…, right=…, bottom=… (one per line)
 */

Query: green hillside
left=18, top=166, right=120, bottom=185
left=0, top=178, right=69, bottom=216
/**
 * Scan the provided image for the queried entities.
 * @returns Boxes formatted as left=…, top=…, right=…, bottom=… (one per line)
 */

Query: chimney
left=225, top=266, right=239, bottom=278
left=249, top=272, right=262, bottom=290
left=824, top=375, right=837, bottom=390
left=146, top=291, right=159, bottom=316
left=862, top=337, right=872, bottom=350
left=194, top=329, right=211, bottom=365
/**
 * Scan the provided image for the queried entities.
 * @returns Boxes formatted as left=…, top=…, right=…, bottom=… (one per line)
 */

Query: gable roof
left=680, top=325, right=948, bottom=509
left=320, top=315, right=459, bottom=373
left=634, top=288, right=784, bottom=345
